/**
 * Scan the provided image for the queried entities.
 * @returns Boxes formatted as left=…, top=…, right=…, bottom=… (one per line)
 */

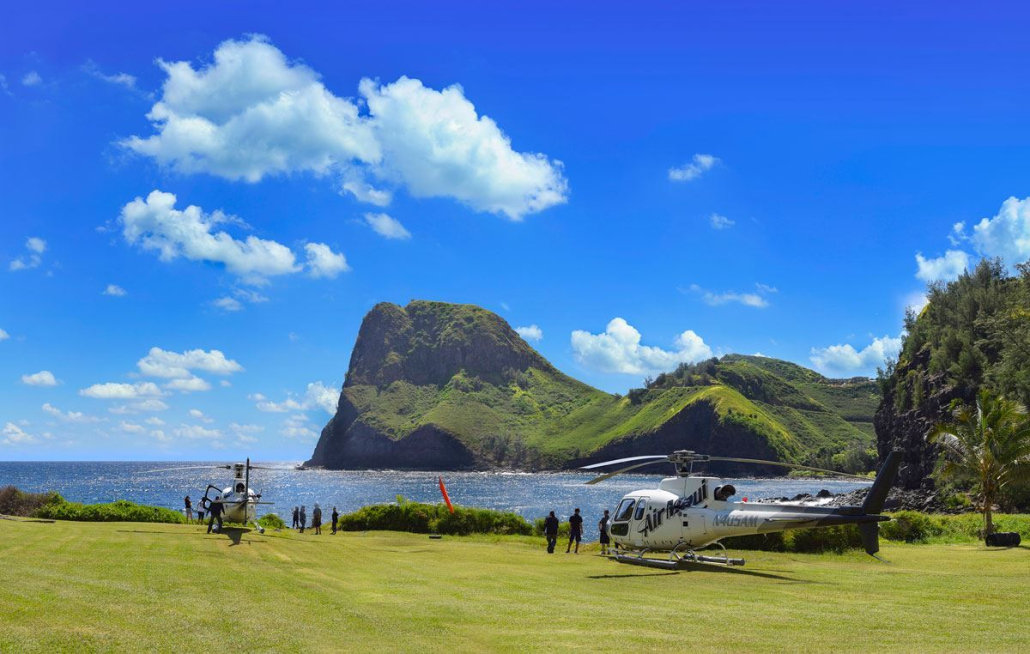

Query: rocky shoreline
left=761, top=487, right=967, bottom=514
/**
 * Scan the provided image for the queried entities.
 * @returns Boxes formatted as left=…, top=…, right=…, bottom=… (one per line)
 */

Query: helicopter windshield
left=614, top=499, right=636, bottom=522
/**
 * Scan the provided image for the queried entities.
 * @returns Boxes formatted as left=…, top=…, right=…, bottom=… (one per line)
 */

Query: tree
left=929, top=389, right=1030, bottom=536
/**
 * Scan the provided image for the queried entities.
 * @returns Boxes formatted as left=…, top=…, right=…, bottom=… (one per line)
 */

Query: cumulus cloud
left=281, top=414, right=319, bottom=440
left=42, top=403, right=103, bottom=424
left=915, top=250, right=970, bottom=282
left=21, top=370, right=57, bottom=386
left=250, top=381, right=338, bottom=415
left=212, top=296, right=243, bottom=312
left=109, top=399, right=170, bottom=414
left=137, top=347, right=243, bottom=379
left=688, top=283, right=771, bottom=308
left=810, top=335, right=902, bottom=374
left=188, top=409, right=214, bottom=423
left=304, top=243, right=349, bottom=278
left=515, top=325, right=543, bottom=342
left=9, top=237, right=46, bottom=271
left=121, top=36, right=567, bottom=220
left=80, top=381, right=165, bottom=399
left=144, top=417, right=165, bottom=426
left=363, top=212, right=411, bottom=240
left=969, top=196, right=1030, bottom=266
left=2, top=422, right=37, bottom=445
left=175, top=424, right=222, bottom=439
left=103, top=284, right=127, bottom=297
left=668, top=154, right=719, bottom=182
left=165, top=377, right=212, bottom=393
left=709, top=213, right=734, bottom=230
left=22, top=71, right=41, bottom=87
left=119, top=421, right=145, bottom=434
left=571, top=318, right=712, bottom=375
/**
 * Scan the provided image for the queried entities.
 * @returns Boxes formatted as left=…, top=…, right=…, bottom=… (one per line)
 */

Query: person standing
left=331, top=507, right=339, bottom=535
left=566, top=508, right=584, bottom=554
left=598, top=509, right=611, bottom=555
left=299, top=505, right=307, bottom=533
left=184, top=495, right=193, bottom=523
left=313, top=504, right=322, bottom=535
left=543, top=511, right=559, bottom=554
left=292, top=506, right=299, bottom=529
left=206, top=496, right=224, bottom=534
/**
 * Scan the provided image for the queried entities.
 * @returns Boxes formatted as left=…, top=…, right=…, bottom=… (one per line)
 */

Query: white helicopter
left=144, top=458, right=273, bottom=533
left=583, top=450, right=901, bottom=569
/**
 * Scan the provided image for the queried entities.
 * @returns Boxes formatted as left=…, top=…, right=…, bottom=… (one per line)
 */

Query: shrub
left=34, top=499, right=185, bottom=524
left=257, top=513, right=287, bottom=530
left=337, top=501, right=533, bottom=536
left=0, top=486, right=63, bottom=517
left=880, top=511, right=946, bottom=542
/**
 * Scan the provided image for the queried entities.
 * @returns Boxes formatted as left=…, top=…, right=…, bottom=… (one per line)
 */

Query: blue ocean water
left=0, top=462, right=870, bottom=540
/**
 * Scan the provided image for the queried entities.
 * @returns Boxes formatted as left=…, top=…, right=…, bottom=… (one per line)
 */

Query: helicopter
left=143, top=458, right=274, bottom=533
left=583, top=450, right=901, bottom=569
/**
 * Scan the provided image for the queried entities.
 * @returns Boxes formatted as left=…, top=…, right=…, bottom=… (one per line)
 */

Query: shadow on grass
left=588, top=572, right=681, bottom=579
left=589, top=561, right=805, bottom=582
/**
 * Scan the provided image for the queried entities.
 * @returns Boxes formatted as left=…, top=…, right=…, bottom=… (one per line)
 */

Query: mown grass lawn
left=1, top=520, right=1028, bottom=652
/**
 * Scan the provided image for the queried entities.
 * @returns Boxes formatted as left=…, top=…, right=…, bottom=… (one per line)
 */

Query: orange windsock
left=438, top=476, right=454, bottom=513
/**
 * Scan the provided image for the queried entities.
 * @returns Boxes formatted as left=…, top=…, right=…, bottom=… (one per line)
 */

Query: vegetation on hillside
left=0, top=485, right=62, bottom=517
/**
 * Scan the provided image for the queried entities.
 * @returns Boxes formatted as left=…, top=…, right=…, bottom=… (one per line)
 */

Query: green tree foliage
left=930, top=389, right=1030, bottom=536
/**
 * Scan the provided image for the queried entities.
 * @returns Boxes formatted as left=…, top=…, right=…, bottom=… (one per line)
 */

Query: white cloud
left=515, top=325, right=543, bottom=342
left=137, top=347, right=243, bottom=379
left=755, top=283, right=778, bottom=294
left=0, top=74, right=10, bottom=96
left=9, top=237, right=46, bottom=271
left=688, top=284, right=770, bottom=308
left=810, top=335, right=903, bottom=374
left=82, top=60, right=137, bottom=89
left=80, top=381, right=165, bottom=399
left=304, top=243, right=349, bottom=278
left=281, top=413, right=319, bottom=440
left=709, top=213, right=734, bottom=230
left=109, top=399, right=170, bottom=414
left=571, top=318, right=712, bottom=375
left=21, top=370, right=58, bottom=387
left=103, top=284, right=127, bottom=297
left=363, top=212, right=411, bottom=240
left=119, top=421, right=145, bottom=434
left=970, top=196, right=1030, bottom=266
left=119, top=190, right=301, bottom=283
left=668, top=154, right=719, bottom=182
left=144, top=417, right=165, bottom=426
left=219, top=380, right=232, bottom=388
left=165, top=376, right=212, bottom=393
left=121, top=36, right=567, bottom=220
left=150, top=429, right=171, bottom=443
left=41, top=403, right=103, bottom=424
left=212, top=296, right=243, bottom=312
left=915, top=250, right=970, bottom=282
left=188, top=409, right=214, bottom=423
left=0, top=328, right=8, bottom=341
left=175, top=424, right=222, bottom=439
left=230, top=422, right=263, bottom=445
left=905, top=292, right=929, bottom=315
left=22, top=71, right=41, bottom=87
left=2, top=422, right=38, bottom=445
left=251, top=381, right=338, bottom=414
left=212, top=288, right=268, bottom=312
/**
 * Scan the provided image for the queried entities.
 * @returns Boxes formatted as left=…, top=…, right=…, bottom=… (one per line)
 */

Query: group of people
left=291, top=504, right=340, bottom=535
left=183, top=494, right=224, bottom=533
left=541, top=508, right=612, bottom=555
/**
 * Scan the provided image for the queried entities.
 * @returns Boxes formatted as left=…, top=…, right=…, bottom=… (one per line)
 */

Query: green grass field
left=2, top=520, right=1028, bottom=652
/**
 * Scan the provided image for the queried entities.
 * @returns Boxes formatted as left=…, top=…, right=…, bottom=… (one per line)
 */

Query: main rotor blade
left=707, top=456, right=872, bottom=481
left=585, top=458, right=672, bottom=485
left=136, top=465, right=232, bottom=474
left=580, top=455, right=670, bottom=470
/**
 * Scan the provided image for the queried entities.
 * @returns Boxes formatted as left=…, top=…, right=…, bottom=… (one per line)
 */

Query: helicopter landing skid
left=612, top=541, right=745, bottom=570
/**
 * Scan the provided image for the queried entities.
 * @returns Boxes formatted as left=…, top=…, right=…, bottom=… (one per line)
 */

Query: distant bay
left=0, top=461, right=869, bottom=540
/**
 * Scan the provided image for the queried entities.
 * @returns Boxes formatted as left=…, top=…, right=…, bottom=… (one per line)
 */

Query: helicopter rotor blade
left=580, top=455, right=671, bottom=470
left=585, top=458, right=672, bottom=485
left=135, top=465, right=233, bottom=474
left=706, top=456, right=872, bottom=481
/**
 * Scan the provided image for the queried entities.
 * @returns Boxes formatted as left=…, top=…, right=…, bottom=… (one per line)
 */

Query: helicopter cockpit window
left=235, top=482, right=245, bottom=494
left=634, top=498, right=648, bottom=520
left=614, top=499, right=636, bottom=522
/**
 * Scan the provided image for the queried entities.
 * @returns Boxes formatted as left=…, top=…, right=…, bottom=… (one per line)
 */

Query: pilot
left=206, top=496, right=224, bottom=534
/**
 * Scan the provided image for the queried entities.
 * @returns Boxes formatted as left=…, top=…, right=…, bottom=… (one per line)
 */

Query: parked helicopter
left=143, top=458, right=273, bottom=533
left=583, top=450, right=901, bottom=569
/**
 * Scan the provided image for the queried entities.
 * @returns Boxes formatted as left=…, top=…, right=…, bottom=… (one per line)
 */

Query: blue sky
left=4, top=2, right=1030, bottom=460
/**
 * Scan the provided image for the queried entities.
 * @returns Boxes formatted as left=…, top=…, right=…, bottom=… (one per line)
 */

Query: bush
left=0, top=486, right=63, bottom=517
left=880, top=511, right=946, bottom=542
left=257, top=513, right=287, bottom=530
left=34, top=499, right=185, bottom=524
left=337, top=501, right=533, bottom=536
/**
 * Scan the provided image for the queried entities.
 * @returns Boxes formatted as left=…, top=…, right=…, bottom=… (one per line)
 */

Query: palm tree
left=930, top=389, right=1030, bottom=536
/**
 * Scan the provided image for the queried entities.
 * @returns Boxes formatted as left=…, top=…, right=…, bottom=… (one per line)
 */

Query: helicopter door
left=610, top=498, right=636, bottom=537
left=631, top=497, right=649, bottom=546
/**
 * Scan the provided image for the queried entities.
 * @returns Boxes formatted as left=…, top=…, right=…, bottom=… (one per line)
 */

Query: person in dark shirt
left=543, top=511, right=560, bottom=554
left=206, top=496, right=224, bottom=534
left=184, top=495, right=193, bottom=523
left=292, top=506, right=299, bottom=529
left=299, top=506, right=307, bottom=533
left=598, top=509, right=611, bottom=555
left=312, top=504, right=322, bottom=535
left=331, top=507, right=339, bottom=535
left=566, top=508, right=584, bottom=554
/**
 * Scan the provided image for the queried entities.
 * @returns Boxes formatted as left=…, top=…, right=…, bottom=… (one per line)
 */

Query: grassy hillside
left=311, top=302, right=879, bottom=472
left=2, top=520, right=1029, bottom=652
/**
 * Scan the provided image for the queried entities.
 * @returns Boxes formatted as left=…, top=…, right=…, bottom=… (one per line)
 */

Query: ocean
left=0, top=461, right=871, bottom=540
